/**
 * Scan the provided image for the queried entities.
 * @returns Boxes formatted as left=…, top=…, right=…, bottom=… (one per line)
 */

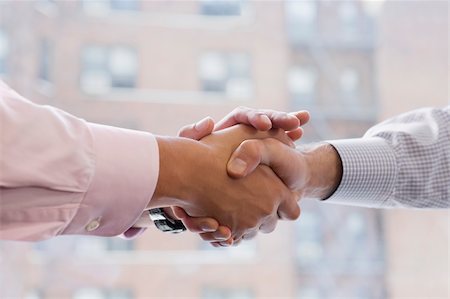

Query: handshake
left=138, top=107, right=342, bottom=247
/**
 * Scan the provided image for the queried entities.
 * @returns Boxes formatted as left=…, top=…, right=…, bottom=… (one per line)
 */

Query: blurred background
left=0, top=0, right=448, bottom=298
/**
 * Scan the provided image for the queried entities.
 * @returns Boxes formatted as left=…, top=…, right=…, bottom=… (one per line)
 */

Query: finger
left=182, top=216, right=220, bottom=233
left=171, top=206, right=189, bottom=219
left=171, top=206, right=220, bottom=233
left=178, top=117, right=215, bottom=140
left=290, top=110, right=310, bottom=126
left=132, top=211, right=153, bottom=228
left=259, top=215, right=278, bottom=234
left=287, top=127, right=303, bottom=141
left=227, top=139, right=263, bottom=178
left=232, top=237, right=243, bottom=247
left=242, top=230, right=258, bottom=240
left=277, top=196, right=301, bottom=221
left=227, top=138, right=298, bottom=180
left=215, top=106, right=302, bottom=132
left=214, top=107, right=271, bottom=131
left=210, top=238, right=233, bottom=247
left=231, top=229, right=245, bottom=244
left=220, top=238, right=234, bottom=247
left=199, top=226, right=232, bottom=241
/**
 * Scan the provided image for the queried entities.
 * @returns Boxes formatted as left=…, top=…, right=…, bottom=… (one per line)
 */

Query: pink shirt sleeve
left=0, top=81, right=159, bottom=241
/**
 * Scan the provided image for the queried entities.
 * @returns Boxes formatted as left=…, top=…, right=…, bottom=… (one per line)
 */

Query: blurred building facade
left=0, top=0, right=447, bottom=298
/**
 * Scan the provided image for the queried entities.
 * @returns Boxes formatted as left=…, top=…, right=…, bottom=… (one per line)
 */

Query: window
left=339, top=67, right=360, bottom=101
left=199, top=52, right=252, bottom=99
left=38, top=39, right=51, bottom=82
left=0, top=30, right=9, bottom=74
left=82, top=0, right=138, bottom=15
left=81, top=46, right=137, bottom=94
left=288, top=67, right=317, bottom=103
left=339, top=1, right=359, bottom=37
left=201, top=0, right=243, bottom=16
left=109, top=47, right=137, bottom=88
left=286, top=1, right=318, bottom=42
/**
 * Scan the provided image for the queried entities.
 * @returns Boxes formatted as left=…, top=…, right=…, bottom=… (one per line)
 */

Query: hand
left=134, top=107, right=309, bottom=246
left=227, top=140, right=343, bottom=208
left=151, top=124, right=302, bottom=242
left=174, top=107, right=310, bottom=246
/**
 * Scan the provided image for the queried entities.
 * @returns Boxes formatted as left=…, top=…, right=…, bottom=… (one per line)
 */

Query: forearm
left=0, top=82, right=158, bottom=240
left=326, top=107, right=450, bottom=209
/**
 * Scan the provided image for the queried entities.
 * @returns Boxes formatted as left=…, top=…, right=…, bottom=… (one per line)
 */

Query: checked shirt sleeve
left=325, top=106, right=450, bottom=209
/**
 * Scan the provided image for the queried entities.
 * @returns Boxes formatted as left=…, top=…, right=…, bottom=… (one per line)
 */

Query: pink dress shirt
left=0, top=81, right=159, bottom=241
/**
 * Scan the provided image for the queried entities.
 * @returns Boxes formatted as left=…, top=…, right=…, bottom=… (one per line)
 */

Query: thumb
left=178, top=117, right=215, bottom=140
left=227, top=138, right=294, bottom=179
left=226, top=139, right=264, bottom=178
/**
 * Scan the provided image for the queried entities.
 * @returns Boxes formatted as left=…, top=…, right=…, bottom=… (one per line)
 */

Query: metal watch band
left=148, top=208, right=186, bottom=233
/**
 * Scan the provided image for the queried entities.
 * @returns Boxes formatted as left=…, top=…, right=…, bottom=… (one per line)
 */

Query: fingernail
left=194, top=117, right=210, bottom=132
left=215, top=235, right=229, bottom=241
left=229, top=158, right=247, bottom=175
left=219, top=241, right=230, bottom=247
left=200, top=223, right=216, bottom=232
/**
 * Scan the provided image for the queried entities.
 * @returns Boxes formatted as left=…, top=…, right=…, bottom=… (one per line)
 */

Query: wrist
left=302, top=143, right=342, bottom=200
left=150, top=136, right=203, bottom=208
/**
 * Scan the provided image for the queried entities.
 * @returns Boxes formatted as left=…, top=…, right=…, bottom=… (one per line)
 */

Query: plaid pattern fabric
left=326, top=106, right=450, bottom=209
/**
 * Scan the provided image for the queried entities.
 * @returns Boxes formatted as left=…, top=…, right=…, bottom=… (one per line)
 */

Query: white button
left=85, top=218, right=101, bottom=232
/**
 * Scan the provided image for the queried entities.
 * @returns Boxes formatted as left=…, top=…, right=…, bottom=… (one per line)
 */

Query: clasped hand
left=146, top=107, right=311, bottom=246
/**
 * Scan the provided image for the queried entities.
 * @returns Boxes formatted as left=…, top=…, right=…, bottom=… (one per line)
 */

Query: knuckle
left=236, top=105, right=249, bottom=112
left=177, top=124, right=195, bottom=137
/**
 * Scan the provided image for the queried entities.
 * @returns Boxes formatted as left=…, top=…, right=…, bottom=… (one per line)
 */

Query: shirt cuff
left=325, top=137, right=398, bottom=208
left=62, top=123, right=159, bottom=237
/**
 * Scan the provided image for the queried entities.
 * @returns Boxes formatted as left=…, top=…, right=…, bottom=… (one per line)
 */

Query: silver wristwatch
left=148, top=208, right=186, bottom=233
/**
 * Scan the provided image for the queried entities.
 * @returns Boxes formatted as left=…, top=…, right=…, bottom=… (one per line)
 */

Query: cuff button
left=85, top=218, right=101, bottom=232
